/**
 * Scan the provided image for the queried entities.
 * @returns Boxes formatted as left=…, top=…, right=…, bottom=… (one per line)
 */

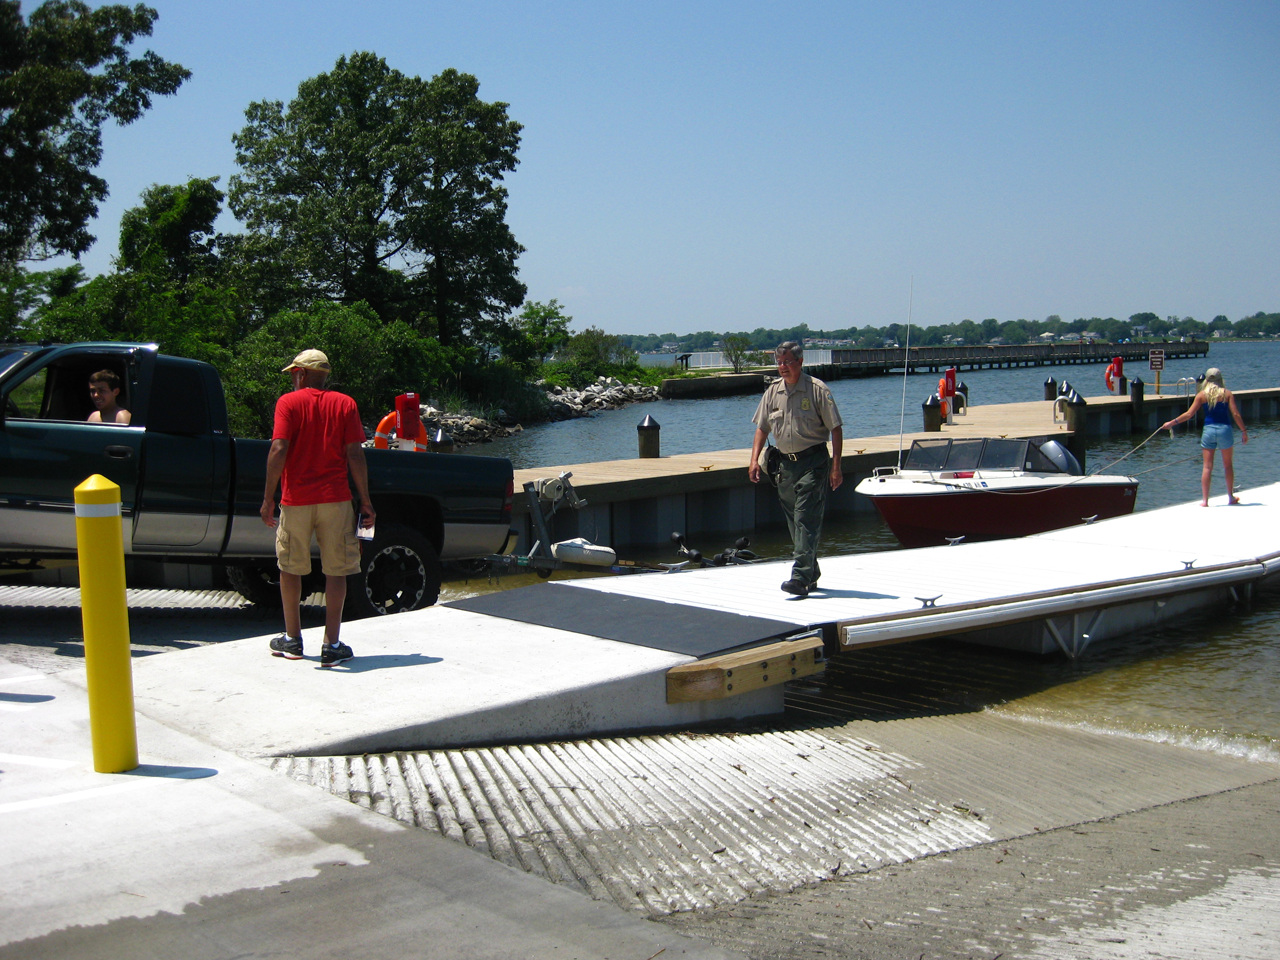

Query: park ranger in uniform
left=747, top=341, right=844, bottom=597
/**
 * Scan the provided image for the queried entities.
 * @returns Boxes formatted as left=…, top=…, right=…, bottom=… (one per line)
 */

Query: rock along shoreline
left=365, top=376, right=662, bottom=449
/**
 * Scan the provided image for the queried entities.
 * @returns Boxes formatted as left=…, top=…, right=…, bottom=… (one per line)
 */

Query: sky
left=57, top=0, right=1280, bottom=336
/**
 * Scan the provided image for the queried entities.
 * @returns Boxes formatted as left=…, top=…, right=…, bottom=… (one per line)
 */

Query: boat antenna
left=896, top=277, right=913, bottom=468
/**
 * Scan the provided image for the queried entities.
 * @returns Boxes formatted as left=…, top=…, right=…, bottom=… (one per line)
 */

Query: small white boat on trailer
left=855, top=436, right=1138, bottom=548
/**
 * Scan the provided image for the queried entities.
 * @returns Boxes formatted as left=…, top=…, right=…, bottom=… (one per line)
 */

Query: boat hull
left=865, top=481, right=1139, bottom=548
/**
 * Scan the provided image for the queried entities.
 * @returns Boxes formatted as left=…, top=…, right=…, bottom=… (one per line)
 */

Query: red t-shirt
left=272, top=388, right=366, bottom=506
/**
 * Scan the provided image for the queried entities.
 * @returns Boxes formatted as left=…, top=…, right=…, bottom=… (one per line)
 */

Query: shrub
left=223, top=301, right=466, bottom=437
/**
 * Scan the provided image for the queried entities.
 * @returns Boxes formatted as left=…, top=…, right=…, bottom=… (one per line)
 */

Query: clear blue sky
left=69, top=0, right=1280, bottom=335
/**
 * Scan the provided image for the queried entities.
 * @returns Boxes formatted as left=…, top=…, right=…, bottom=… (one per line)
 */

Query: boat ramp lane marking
left=0, top=753, right=79, bottom=769
left=0, top=767, right=217, bottom=815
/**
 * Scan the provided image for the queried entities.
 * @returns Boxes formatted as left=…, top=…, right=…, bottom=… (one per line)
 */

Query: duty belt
left=780, top=442, right=827, bottom=461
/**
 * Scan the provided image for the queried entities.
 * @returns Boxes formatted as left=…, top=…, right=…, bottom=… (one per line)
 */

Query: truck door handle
left=105, top=445, right=133, bottom=459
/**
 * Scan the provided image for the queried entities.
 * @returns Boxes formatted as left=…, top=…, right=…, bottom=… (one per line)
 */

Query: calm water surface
left=453, top=341, right=1280, bottom=764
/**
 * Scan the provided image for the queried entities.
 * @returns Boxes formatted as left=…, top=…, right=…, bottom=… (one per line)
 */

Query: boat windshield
left=906, top=437, right=1039, bottom=473
left=978, top=439, right=1028, bottom=471
left=904, top=439, right=952, bottom=470
left=946, top=439, right=985, bottom=471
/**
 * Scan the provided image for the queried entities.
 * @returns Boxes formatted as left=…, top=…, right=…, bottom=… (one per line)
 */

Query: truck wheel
left=227, top=564, right=327, bottom=607
left=346, top=523, right=441, bottom=619
left=225, top=562, right=283, bottom=608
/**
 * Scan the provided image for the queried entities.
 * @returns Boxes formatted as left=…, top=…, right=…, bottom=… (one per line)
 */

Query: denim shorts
left=1201, top=423, right=1234, bottom=450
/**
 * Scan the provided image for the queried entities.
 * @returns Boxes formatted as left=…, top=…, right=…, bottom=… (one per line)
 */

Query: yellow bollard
left=74, top=475, right=138, bottom=773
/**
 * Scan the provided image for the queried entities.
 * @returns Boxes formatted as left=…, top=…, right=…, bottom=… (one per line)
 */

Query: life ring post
left=375, top=394, right=430, bottom=452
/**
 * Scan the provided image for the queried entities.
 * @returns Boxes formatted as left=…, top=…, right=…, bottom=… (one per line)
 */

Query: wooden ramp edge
left=667, top=633, right=825, bottom=702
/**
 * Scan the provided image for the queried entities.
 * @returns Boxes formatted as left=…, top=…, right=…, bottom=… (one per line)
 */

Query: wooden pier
left=818, top=340, right=1209, bottom=377
left=661, top=342, right=1209, bottom=396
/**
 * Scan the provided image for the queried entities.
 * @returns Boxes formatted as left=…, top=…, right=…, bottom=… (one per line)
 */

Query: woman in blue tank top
left=1161, top=367, right=1248, bottom=506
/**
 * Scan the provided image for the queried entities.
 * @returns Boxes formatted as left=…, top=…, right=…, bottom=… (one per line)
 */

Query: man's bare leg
left=324, top=574, right=347, bottom=646
left=280, top=571, right=303, bottom=639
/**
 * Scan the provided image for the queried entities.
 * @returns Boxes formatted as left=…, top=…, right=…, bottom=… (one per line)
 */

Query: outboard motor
left=1039, top=440, right=1082, bottom=475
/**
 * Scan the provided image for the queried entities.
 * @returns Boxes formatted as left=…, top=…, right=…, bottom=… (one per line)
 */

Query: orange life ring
left=1104, top=363, right=1116, bottom=392
left=373, top=411, right=428, bottom=451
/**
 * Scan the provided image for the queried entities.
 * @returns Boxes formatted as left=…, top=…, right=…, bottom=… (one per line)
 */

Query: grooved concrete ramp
left=277, top=710, right=1277, bottom=918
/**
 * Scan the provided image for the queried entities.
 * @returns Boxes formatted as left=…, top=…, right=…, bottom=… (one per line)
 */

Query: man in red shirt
left=260, top=349, right=376, bottom=666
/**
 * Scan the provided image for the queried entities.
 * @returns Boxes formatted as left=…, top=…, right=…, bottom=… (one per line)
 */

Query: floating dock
left=109, top=484, right=1280, bottom=757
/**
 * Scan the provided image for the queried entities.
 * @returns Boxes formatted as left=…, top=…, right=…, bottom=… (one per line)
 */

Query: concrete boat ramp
left=113, top=482, right=1280, bottom=758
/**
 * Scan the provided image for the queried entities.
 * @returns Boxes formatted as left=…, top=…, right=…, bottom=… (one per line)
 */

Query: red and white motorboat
left=855, top=436, right=1138, bottom=548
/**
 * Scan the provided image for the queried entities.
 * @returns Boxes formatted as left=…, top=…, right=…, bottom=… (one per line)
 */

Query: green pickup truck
left=0, top=341, right=514, bottom=616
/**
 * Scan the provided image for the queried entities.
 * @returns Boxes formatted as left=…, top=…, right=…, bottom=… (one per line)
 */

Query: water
left=481, top=341, right=1268, bottom=469
left=451, top=341, right=1280, bottom=765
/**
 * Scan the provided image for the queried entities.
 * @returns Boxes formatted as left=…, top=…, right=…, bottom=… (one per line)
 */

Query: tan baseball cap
left=282, top=349, right=331, bottom=373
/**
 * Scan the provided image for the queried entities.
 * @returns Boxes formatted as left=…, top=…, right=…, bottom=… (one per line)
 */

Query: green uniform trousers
left=776, top=444, right=829, bottom=587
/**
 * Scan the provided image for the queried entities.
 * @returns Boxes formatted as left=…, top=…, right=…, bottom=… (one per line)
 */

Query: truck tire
left=225, top=562, right=324, bottom=607
left=346, top=523, right=441, bottom=619
left=225, top=562, right=283, bottom=608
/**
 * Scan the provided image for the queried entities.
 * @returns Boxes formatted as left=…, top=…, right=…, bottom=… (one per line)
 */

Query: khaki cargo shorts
left=276, top=501, right=362, bottom=577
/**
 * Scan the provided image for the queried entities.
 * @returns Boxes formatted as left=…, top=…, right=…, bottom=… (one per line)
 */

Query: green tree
left=1090, top=317, right=1129, bottom=341
left=498, top=298, right=571, bottom=372
left=1236, top=312, right=1280, bottom=337
left=999, top=320, right=1029, bottom=344
left=541, top=326, right=639, bottom=387
left=222, top=301, right=464, bottom=438
left=0, top=261, right=80, bottom=336
left=118, top=177, right=223, bottom=286
left=31, top=177, right=240, bottom=364
left=0, top=1, right=189, bottom=263
left=721, top=333, right=754, bottom=373
left=228, top=52, right=525, bottom=347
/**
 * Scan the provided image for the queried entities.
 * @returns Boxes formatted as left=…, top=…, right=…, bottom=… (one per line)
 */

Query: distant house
left=1213, top=329, right=1230, bottom=338
left=1131, top=325, right=1148, bottom=338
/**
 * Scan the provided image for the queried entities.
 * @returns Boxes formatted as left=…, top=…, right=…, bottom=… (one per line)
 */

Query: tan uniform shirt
left=752, top=373, right=843, bottom=455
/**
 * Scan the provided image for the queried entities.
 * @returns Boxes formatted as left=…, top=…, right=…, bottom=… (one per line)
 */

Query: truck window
left=0, top=347, right=34, bottom=378
left=146, top=359, right=210, bottom=435
left=44, top=358, right=130, bottom=421
left=5, top=366, right=49, bottom=419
